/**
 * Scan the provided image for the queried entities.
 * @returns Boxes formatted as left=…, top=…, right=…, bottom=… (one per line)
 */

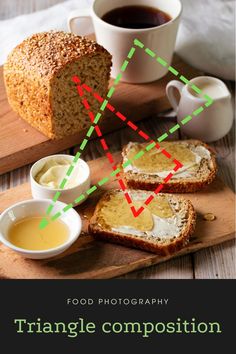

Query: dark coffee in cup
left=68, top=0, right=182, bottom=82
left=102, top=5, right=172, bottom=29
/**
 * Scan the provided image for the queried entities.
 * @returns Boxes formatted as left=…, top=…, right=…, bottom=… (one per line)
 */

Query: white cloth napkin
left=0, top=0, right=234, bottom=80
left=177, top=0, right=235, bottom=80
left=0, top=0, right=93, bottom=63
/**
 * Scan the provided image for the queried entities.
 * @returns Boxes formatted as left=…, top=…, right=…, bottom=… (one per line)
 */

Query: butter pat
left=35, top=158, right=86, bottom=189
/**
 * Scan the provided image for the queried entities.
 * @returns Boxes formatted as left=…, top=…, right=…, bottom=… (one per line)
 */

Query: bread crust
left=4, top=31, right=110, bottom=79
left=89, top=190, right=196, bottom=256
left=121, top=140, right=217, bottom=193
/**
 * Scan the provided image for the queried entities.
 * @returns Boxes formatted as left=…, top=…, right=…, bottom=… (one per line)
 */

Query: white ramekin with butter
left=30, top=155, right=90, bottom=206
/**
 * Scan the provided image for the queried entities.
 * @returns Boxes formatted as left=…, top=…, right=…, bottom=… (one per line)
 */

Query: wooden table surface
left=0, top=0, right=235, bottom=279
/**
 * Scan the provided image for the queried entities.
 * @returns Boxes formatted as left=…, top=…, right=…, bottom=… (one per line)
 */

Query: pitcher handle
left=166, top=80, right=185, bottom=113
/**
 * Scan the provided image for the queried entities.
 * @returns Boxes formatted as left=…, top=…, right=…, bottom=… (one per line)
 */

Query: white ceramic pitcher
left=166, top=76, right=233, bottom=142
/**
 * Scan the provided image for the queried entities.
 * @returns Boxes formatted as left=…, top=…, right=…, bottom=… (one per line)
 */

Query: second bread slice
left=121, top=140, right=217, bottom=193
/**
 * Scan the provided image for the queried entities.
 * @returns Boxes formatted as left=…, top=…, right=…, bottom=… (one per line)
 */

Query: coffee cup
left=166, top=76, right=233, bottom=142
left=68, top=0, right=182, bottom=83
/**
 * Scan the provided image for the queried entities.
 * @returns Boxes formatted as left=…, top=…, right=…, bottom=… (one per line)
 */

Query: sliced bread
left=120, top=140, right=217, bottom=193
left=89, top=189, right=196, bottom=256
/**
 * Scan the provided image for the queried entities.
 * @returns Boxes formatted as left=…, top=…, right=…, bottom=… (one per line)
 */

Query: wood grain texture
left=0, top=0, right=235, bottom=279
left=193, top=241, right=236, bottom=279
left=0, top=152, right=235, bottom=279
left=118, top=255, right=194, bottom=279
left=0, top=57, right=200, bottom=175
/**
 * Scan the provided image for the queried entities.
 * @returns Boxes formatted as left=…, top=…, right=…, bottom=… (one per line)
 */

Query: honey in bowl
left=8, top=216, right=69, bottom=251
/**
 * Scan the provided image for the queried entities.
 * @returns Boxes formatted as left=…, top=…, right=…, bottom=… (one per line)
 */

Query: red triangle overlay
left=72, top=76, right=183, bottom=218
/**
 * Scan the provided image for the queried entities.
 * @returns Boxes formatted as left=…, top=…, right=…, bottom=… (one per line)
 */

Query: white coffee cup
left=68, top=0, right=182, bottom=83
left=166, top=76, right=233, bottom=142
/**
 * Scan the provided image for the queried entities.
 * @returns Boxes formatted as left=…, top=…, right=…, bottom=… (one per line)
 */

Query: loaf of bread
left=4, top=31, right=112, bottom=139
left=89, top=189, right=196, bottom=256
left=121, top=140, right=217, bottom=193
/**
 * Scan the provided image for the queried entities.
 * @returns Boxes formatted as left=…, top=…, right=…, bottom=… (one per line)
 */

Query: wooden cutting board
left=0, top=55, right=200, bottom=175
left=0, top=152, right=235, bottom=279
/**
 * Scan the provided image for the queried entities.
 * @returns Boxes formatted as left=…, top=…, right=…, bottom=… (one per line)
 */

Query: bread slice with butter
left=89, top=189, right=196, bottom=255
left=121, top=140, right=217, bottom=193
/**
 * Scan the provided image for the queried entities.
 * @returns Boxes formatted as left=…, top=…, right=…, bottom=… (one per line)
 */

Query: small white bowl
left=0, top=199, right=82, bottom=259
left=30, top=155, right=90, bottom=206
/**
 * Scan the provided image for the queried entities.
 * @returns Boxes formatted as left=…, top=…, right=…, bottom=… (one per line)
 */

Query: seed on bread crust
left=203, top=213, right=216, bottom=221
